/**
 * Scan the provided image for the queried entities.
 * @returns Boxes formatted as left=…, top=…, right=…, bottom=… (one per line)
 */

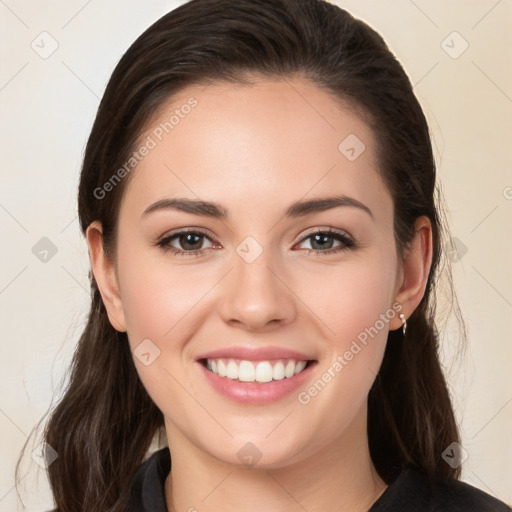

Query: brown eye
left=295, top=229, right=355, bottom=255
left=176, top=232, right=206, bottom=251
left=157, top=229, right=217, bottom=257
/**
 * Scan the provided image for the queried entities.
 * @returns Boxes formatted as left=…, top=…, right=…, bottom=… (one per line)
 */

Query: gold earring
left=399, top=313, right=407, bottom=336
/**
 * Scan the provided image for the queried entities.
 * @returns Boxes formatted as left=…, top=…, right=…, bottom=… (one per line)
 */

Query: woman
left=24, top=0, right=511, bottom=510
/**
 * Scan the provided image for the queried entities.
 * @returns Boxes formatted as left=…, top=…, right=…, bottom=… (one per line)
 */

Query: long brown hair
left=17, top=0, right=465, bottom=510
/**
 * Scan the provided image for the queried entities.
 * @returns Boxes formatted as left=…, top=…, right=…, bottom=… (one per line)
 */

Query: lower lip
left=197, top=361, right=316, bottom=405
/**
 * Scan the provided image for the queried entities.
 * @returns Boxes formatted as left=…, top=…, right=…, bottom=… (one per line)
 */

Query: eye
left=156, top=229, right=219, bottom=257
left=294, top=228, right=355, bottom=255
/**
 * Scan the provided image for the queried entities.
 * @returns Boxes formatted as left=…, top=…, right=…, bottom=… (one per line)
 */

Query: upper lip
left=196, top=346, right=316, bottom=362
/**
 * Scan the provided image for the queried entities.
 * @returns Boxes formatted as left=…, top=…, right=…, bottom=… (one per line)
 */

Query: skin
left=87, top=77, right=432, bottom=512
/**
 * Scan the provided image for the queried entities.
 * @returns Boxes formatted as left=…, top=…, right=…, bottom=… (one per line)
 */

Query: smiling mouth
left=199, top=358, right=316, bottom=383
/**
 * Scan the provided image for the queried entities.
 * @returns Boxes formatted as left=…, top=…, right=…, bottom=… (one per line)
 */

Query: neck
left=164, top=406, right=387, bottom=512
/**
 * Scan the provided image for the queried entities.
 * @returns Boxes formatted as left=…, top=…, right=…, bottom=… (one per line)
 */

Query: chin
left=204, top=434, right=309, bottom=470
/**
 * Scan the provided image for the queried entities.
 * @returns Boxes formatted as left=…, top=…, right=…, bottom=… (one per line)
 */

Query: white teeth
left=239, top=360, right=255, bottom=382
left=255, top=361, right=273, bottom=383
left=272, top=361, right=285, bottom=380
left=294, top=360, right=307, bottom=374
left=205, top=358, right=309, bottom=383
left=285, top=360, right=295, bottom=378
left=226, top=361, right=238, bottom=379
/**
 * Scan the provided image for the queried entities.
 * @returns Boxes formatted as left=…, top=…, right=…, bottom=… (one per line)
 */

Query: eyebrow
left=141, top=194, right=373, bottom=220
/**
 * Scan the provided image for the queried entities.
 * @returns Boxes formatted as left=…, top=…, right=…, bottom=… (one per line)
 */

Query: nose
left=217, top=245, right=297, bottom=332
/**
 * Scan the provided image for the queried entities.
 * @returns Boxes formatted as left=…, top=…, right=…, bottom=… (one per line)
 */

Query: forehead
left=119, top=78, right=391, bottom=223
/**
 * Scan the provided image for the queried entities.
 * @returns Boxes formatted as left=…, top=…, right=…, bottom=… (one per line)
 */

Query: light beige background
left=1, top=0, right=511, bottom=510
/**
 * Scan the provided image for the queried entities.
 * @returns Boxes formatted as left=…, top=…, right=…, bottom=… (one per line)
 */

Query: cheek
left=117, top=247, right=216, bottom=344
left=297, top=245, right=398, bottom=346
left=292, top=248, right=398, bottom=420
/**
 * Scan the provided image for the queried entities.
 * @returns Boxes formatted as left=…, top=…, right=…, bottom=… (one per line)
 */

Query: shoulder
left=427, top=473, right=512, bottom=511
left=371, top=466, right=512, bottom=511
left=46, top=448, right=171, bottom=512
left=126, top=447, right=171, bottom=512
left=434, top=476, right=511, bottom=510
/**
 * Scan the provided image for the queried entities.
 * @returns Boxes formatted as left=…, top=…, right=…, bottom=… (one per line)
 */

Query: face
left=97, top=78, right=408, bottom=468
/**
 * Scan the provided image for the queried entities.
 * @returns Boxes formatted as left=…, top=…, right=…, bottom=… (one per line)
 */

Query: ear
left=391, top=215, right=433, bottom=331
left=85, top=221, right=127, bottom=332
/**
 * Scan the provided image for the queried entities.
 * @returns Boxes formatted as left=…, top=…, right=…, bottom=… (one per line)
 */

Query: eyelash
left=155, top=227, right=356, bottom=258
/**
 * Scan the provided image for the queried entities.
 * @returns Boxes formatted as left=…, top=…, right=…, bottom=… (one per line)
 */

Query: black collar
left=128, top=447, right=511, bottom=512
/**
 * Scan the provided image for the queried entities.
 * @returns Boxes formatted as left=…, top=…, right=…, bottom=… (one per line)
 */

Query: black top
left=128, top=447, right=511, bottom=511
